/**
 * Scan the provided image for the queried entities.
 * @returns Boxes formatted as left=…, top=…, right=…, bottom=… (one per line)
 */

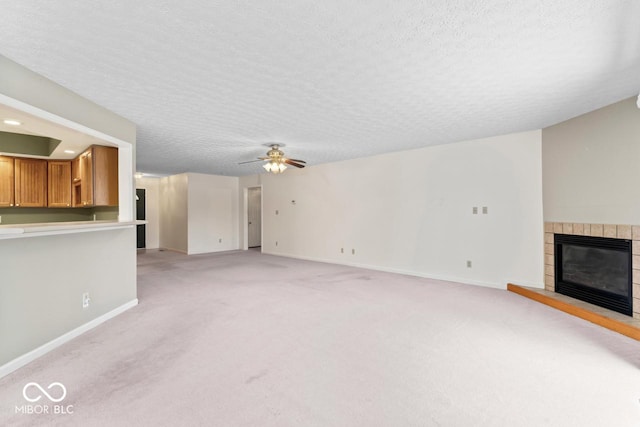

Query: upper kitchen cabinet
left=0, top=156, right=15, bottom=207
left=73, top=145, right=118, bottom=207
left=15, top=158, right=47, bottom=207
left=48, top=160, right=72, bottom=207
left=93, top=146, right=118, bottom=206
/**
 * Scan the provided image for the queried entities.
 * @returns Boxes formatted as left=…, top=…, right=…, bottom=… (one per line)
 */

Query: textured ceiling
left=1, top=1, right=639, bottom=176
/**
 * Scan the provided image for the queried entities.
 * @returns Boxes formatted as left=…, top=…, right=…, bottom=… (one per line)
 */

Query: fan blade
left=238, top=159, right=264, bottom=165
left=287, top=158, right=306, bottom=163
left=284, top=159, right=305, bottom=168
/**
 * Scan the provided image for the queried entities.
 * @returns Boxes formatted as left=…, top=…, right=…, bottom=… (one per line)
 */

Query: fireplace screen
left=555, top=234, right=632, bottom=316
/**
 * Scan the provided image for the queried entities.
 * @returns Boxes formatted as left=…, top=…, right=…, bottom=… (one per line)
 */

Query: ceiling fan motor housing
left=267, top=145, right=284, bottom=160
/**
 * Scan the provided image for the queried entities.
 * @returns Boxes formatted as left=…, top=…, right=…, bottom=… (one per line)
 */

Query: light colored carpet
left=1, top=249, right=640, bottom=426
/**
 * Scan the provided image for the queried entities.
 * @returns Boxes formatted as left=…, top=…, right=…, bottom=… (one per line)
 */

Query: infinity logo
left=22, top=382, right=67, bottom=403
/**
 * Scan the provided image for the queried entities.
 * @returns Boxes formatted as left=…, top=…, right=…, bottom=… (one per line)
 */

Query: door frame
left=136, top=188, right=146, bottom=249
left=242, top=185, right=263, bottom=251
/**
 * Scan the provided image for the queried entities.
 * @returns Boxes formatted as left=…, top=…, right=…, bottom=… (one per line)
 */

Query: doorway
left=136, top=188, right=146, bottom=249
left=247, top=187, right=262, bottom=248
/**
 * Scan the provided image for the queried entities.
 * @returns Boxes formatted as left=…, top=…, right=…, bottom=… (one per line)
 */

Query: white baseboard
left=158, top=246, right=188, bottom=254
left=0, top=299, right=138, bottom=379
left=262, top=250, right=510, bottom=290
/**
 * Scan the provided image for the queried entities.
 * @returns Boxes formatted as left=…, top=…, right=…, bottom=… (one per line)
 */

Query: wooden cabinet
left=48, top=161, right=72, bottom=207
left=93, top=146, right=118, bottom=206
left=15, top=158, right=47, bottom=207
left=0, top=156, right=15, bottom=207
left=72, top=146, right=118, bottom=207
left=0, top=145, right=117, bottom=211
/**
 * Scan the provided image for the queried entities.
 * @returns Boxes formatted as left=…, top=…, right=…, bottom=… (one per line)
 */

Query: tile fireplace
left=544, top=223, right=640, bottom=319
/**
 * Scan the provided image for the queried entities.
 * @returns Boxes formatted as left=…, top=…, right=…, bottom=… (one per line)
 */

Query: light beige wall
left=157, top=173, right=240, bottom=254
left=0, top=229, right=136, bottom=364
left=241, top=130, right=544, bottom=289
left=135, top=176, right=160, bottom=249
left=159, top=174, right=188, bottom=253
left=0, top=55, right=137, bottom=369
left=542, top=97, right=640, bottom=224
left=187, top=173, right=239, bottom=254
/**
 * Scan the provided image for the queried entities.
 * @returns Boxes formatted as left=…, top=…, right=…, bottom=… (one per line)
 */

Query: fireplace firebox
left=554, top=234, right=632, bottom=316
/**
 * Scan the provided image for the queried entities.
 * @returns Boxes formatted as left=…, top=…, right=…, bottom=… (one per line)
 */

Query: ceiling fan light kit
left=263, top=160, right=287, bottom=173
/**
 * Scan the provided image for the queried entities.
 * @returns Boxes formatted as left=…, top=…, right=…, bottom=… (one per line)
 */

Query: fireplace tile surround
left=544, top=222, right=640, bottom=319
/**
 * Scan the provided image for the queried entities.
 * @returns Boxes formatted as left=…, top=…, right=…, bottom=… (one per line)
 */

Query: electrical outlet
left=82, top=292, right=90, bottom=309
left=341, top=248, right=344, bottom=253
left=275, top=210, right=279, bottom=215
left=466, top=260, right=472, bottom=268
left=482, top=206, right=488, bottom=214
left=219, top=238, right=222, bottom=243
left=472, top=207, right=478, bottom=214
left=352, top=249, right=355, bottom=255
left=275, top=241, right=278, bottom=246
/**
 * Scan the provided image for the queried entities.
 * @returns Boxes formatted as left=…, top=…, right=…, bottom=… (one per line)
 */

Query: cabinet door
left=93, top=146, right=118, bottom=206
left=48, top=161, right=72, bottom=207
left=15, top=158, right=47, bottom=207
left=0, top=156, right=15, bottom=207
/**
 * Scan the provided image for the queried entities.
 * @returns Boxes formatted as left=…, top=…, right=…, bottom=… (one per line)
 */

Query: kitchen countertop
left=0, top=220, right=146, bottom=239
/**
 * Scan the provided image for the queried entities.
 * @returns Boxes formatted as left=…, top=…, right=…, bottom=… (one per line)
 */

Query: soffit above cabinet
left=0, top=130, right=61, bottom=157
left=0, top=103, right=116, bottom=159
